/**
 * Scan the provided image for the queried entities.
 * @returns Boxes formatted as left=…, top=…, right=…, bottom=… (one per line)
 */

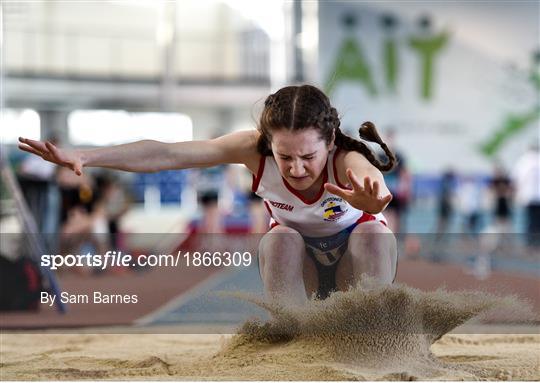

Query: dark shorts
left=199, top=191, right=218, bottom=206
left=387, top=196, right=408, bottom=213
left=303, top=223, right=358, bottom=299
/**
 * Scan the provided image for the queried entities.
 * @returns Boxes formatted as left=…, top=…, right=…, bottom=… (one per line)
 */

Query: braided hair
left=257, top=84, right=396, bottom=172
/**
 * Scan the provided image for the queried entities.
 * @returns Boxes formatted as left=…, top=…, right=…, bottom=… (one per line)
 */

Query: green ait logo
left=480, top=50, right=540, bottom=158
left=321, top=197, right=348, bottom=222
left=325, top=13, right=449, bottom=101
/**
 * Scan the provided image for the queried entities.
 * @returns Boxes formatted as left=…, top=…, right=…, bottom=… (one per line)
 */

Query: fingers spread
left=45, top=141, right=62, bottom=160
left=22, top=138, right=48, bottom=152
left=346, top=168, right=363, bottom=191
left=363, top=176, right=373, bottom=194
left=18, top=144, right=43, bottom=157
left=372, top=180, right=380, bottom=197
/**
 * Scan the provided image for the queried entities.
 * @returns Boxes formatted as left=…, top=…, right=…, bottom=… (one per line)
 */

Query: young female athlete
left=19, top=84, right=397, bottom=305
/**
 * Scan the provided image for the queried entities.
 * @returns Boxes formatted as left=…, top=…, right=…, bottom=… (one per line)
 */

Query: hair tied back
left=359, top=121, right=384, bottom=146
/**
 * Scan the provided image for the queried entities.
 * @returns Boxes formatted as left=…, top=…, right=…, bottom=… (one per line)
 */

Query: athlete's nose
left=290, top=160, right=306, bottom=177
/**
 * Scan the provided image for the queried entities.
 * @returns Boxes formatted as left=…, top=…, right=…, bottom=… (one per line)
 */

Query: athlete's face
left=271, top=128, right=333, bottom=191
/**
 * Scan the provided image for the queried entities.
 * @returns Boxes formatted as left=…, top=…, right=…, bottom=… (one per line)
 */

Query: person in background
left=512, top=143, right=540, bottom=254
left=248, top=192, right=269, bottom=234
left=489, top=163, right=514, bottom=232
left=436, top=169, right=457, bottom=237
left=56, top=168, right=110, bottom=273
left=193, top=165, right=227, bottom=233
left=381, top=129, right=412, bottom=234
left=94, top=173, right=132, bottom=249
left=473, top=163, right=514, bottom=280
left=17, top=136, right=60, bottom=236
left=458, top=174, right=485, bottom=237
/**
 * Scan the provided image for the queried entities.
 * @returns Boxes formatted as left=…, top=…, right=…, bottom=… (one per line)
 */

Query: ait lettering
left=325, top=13, right=449, bottom=101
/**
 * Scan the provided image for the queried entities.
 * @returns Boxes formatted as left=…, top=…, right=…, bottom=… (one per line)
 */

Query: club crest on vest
left=321, top=197, right=348, bottom=221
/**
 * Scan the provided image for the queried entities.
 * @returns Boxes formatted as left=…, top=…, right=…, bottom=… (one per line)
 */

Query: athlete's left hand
left=324, top=168, right=392, bottom=214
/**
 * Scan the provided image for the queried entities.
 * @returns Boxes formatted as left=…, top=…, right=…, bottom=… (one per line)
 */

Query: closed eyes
left=279, top=154, right=315, bottom=160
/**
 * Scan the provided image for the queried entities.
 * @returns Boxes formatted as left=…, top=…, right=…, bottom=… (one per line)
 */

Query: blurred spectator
left=512, top=143, right=540, bottom=250
left=221, top=165, right=265, bottom=233
left=94, top=173, right=132, bottom=249
left=193, top=165, right=227, bottom=233
left=56, top=166, right=95, bottom=226
left=474, top=163, right=515, bottom=277
left=436, top=169, right=457, bottom=236
left=248, top=192, right=269, bottom=234
left=489, top=163, right=514, bottom=231
left=457, top=175, right=489, bottom=279
left=458, top=175, right=485, bottom=236
left=381, top=129, right=412, bottom=234
left=17, top=136, right=60, bottom=235
left=56, top=168, right=110, bottom=272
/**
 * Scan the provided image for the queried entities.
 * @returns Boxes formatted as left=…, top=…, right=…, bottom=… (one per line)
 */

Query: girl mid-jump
left=19, top=84, right=397, bottom=305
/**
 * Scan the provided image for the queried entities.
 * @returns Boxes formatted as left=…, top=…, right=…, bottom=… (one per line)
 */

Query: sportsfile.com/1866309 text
left=40, top=251, right=253, bottom=270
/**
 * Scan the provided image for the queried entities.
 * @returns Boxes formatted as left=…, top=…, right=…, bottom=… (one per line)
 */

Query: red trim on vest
left=251, top=155, right=266, bottom=192
left=357, top=212, right=376, bottom=224
left=356, top=212, right=387, bottom=226
left=333, top=147, right=350, bottom=189
left=282, top=164, right=328, bottom=205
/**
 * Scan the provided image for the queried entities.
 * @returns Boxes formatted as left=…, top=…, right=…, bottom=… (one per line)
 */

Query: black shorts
left=302, top=223, right=356, bottom=299
left=199, top=191, right=219, bottom=206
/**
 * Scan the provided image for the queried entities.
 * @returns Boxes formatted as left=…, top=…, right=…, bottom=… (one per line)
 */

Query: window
left=68, top=110, right=193, bottom=146
left=1, top=109, right=40, bottom=144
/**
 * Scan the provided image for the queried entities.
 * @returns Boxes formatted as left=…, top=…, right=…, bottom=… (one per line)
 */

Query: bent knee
left=352, top=221, right=393, bottom=235
left=349, top=221, right=396, bottom=251
left=259, top=225, right=305, bottom=264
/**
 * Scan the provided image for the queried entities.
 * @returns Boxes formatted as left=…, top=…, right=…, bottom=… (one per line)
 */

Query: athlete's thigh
left=303, top=253, right=319, bottom=298
left=335, top=222, right=398, bottom=289
left=257, top=226, right=319, bottom=296
left=335, top=250, right=354, bottom=291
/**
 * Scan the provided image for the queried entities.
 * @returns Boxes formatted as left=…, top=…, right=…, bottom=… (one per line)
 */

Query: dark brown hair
left=257, top=84, right=396, bottom=172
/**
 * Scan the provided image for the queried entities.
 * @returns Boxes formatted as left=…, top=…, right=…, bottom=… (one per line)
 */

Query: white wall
left=3, top=1, right=264, bottom=78
left=317, top=1, right=539, bottom=174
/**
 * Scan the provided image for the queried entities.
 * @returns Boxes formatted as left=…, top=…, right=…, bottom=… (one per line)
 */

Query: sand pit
left=1, top=282, right=539, bottom=380
left=2, top=331, right=539, bottom=380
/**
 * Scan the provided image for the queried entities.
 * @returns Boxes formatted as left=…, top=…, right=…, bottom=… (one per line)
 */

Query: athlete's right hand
left=18, top=137, right=84, bottom=176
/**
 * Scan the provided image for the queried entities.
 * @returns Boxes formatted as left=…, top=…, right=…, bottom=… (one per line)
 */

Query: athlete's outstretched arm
left=18, top=130, right=260, bottom=175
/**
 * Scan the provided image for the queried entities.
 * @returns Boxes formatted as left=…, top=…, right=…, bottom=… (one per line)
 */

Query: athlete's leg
left=258, top=225, right=318, bottom=305
left=335, top=221, right=397, bottom=289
